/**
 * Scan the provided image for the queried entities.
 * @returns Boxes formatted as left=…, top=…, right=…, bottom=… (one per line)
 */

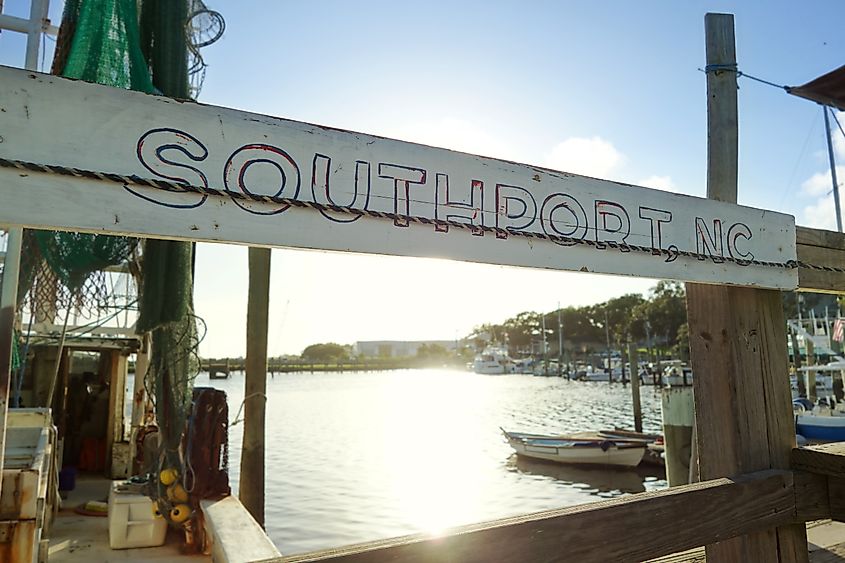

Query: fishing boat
left=472, top=347, right=515, bottom=375
left=501, top=429, right=647, bottom=468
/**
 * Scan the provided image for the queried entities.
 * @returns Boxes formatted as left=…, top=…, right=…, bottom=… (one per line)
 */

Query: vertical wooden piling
left=661, top=386, right=693, bottom=486
left=685, top=13, right=808, bottom=562
left=240, top=247, right=271, bottom=526
left=806, top=340, right=817, bottom=403
left=628, top=343, right=642, bottom=433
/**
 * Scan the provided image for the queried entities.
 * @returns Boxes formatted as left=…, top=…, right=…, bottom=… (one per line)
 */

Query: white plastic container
left=108, top=481, right=167, bottom=549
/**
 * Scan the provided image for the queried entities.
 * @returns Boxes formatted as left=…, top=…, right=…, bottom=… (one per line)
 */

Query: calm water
left=199, top=369, right=667, bottom=555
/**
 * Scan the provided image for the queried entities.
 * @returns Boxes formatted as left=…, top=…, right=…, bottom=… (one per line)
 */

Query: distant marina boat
left=792, top=358, right=845, bottom=441
left=532, top=359, right=561, bottom=377
left=791, top=358, right=845, bottom=397
left=501, top=429, right=647, bottom=468
left=580, top=369, right=615, bottom=382
left=795, top=413, right=845, bottom=442
left=472, top=347, right=515, bottom=375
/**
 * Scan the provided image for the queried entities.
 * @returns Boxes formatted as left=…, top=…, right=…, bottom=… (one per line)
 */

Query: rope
left=45, top=307, right=72, bottom=409
left=0, top=156, right=819, bottom=272
left=830, top=107, right=845, bottom=141
left=229, top=392, right=266, bottom=427
left=700, top=65, right=789, bottom=91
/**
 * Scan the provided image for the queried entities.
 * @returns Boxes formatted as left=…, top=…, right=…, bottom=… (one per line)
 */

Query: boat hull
left=505, top=436, right=645, bottom=468
left=795, top=415, right=845, bottom=441
left=473, top=362, right=509, bottom=375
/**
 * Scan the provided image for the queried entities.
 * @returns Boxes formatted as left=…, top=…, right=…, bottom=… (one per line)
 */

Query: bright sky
left=2, top=1, right=844, bottom=356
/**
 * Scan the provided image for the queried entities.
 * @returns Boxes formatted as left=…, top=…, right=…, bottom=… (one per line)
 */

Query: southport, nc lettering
left=127, top=127, right=754, bottom=264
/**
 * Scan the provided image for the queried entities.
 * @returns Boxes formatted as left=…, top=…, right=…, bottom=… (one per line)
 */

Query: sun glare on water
left=379, top=371, right=495, bottom=537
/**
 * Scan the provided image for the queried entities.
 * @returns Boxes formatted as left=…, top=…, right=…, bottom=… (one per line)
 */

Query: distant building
left=354, top=340, right=457, bottom=358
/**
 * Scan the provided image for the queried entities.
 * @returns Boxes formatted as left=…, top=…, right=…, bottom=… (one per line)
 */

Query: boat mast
left=605, top=308, right=612, bottom=382
left=824, top=106, right=843, bottom=232
left=558, top=304, right=564, bottom=376
left=541, top=313, right=547, bottom=371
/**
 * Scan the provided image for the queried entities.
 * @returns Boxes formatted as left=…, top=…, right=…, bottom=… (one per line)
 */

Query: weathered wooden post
left=661, top=386, right=694, bottom=486
left=628, top=342, right=642, bottom=433
left=685, top=12, right=808, bottom=561
left=620, top=344, right=628, bottom=386
left=241, top=247, right=271, bottom=526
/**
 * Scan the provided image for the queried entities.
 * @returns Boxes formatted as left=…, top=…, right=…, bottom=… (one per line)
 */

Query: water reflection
left=201, top=369, right=669, bottom=554
left=506, top=454, right=665, bottom=496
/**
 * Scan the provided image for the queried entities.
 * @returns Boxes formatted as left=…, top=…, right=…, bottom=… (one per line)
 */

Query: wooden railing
left=260, top=444, right=845, bottom=563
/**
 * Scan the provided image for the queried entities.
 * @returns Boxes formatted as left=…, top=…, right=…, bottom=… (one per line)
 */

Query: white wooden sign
left=0, top=66, right=797, bottom=289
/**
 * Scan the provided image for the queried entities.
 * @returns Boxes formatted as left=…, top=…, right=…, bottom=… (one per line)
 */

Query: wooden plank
left=794, top=472, right=831, bottom=523
left=0, top=66, right=797, bottom=289
left=200, top=496, right=281, bottom=562
left=272, top=471, right=797, bottom=563
left=796, top=227, right=845, bottom=293
left=793, top=444, right=845, bottom=478
left=797, top=226, right=845, bottom=251
left=686, top=12, right=808, bottom=563
left=647, top=547, right=707, bottom=563
left=687, top=286, right=805, bottom=560
left=828, top=480, right=845, bottom=522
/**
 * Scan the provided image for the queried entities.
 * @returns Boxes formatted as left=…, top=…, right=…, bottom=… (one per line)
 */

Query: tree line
left=471, top=281, right=688, bottom=361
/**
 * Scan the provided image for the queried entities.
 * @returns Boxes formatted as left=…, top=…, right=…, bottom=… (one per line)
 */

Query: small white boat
left=473, top=347, right=515, bottom=375
left=501, top=429, right=646, bottom=468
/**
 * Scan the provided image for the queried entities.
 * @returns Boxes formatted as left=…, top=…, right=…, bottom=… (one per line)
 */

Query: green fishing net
left=137, top=0, right=199, bottom=452
left=58, top=0, right=156, bottom=92
left=37, top=4, right=221, bottom=529
left=31, top=231, right=136, bottom=292
left=23, top=0, right=156, bottom=301
left=11, top=329, right=20, bottom=376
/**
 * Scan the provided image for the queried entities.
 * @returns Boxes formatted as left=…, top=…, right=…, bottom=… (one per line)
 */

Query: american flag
left=834, top=318, right=845, bottom=343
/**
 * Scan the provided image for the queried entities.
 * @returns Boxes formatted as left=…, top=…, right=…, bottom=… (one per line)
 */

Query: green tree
left=555, top=305, right=604, bottom=353
left=674, top=322, right=690, bottom=362
left=602, top=293, right=648, bottom=345
left=503, top=311, right=543, bottom=355
left=641, top=281, right=687, bottom=353
left=301, top=342, right=349, bottom=362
